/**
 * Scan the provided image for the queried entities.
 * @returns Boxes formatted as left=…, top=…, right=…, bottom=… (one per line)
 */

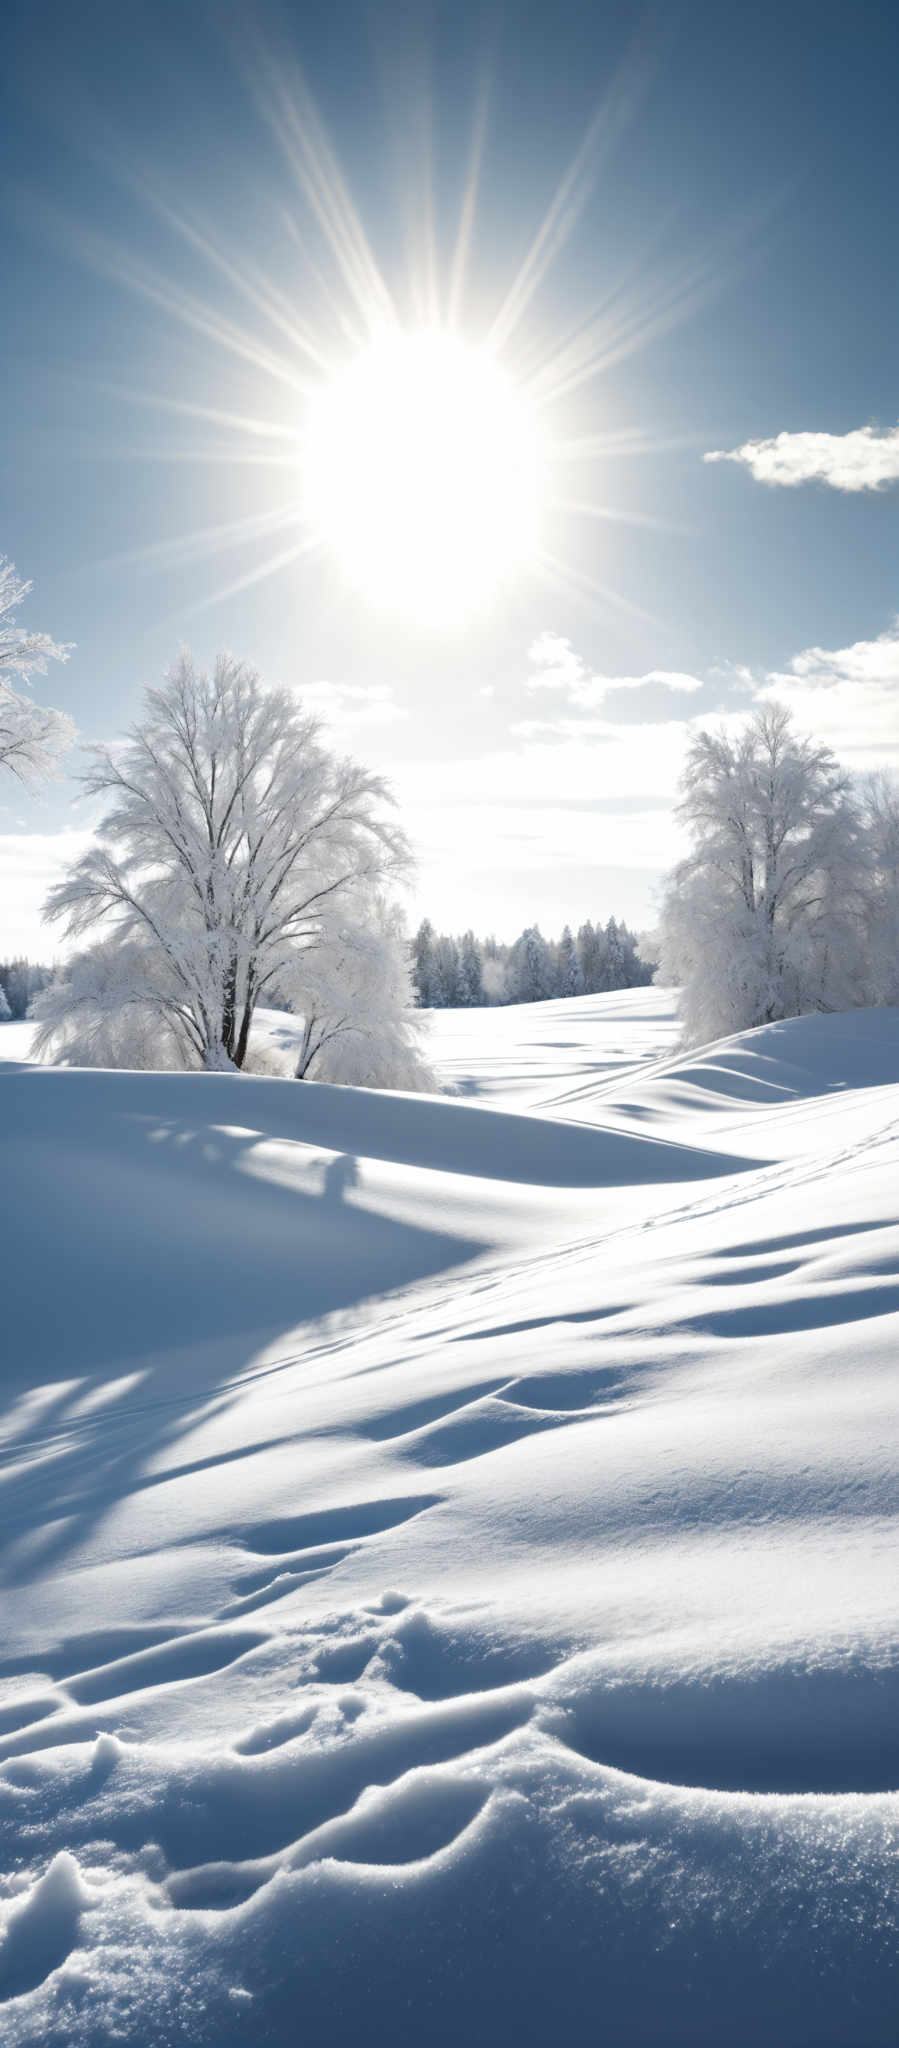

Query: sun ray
left=133, top=188, right=334, bottom=374
left=485, top=35, right=657, bottom=356
left=535, top=546, right=664, bottom=629
left=243, top=37, right=398, bottom=340
left=511, top=209, right=681, bottom=389
left=447, top=67, right=491, bottom=329
left=528, top=211, right=762, bottom=410
left=94, top=502, right=307, bottom=575
left=85, top=442, right=308, bottom=471
left=92, top=382, right=304, bottom=444
left=183, top=534, right=322, bottom=615
left=550, top=428, right=700, bottom=462
left=550, top=497, right=694, bottom=535
left=31, top=14, right=716, bottom=629
left=35, top=196, right=314, bottom=394
left=391, top=55, right=442, bottom=331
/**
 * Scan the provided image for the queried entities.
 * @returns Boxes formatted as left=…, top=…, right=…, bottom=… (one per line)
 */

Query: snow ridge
left=2, top=990, right=899, bottom=2044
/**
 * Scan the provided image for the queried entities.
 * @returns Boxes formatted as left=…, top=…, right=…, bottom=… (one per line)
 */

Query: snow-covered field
left=2, top=988, right=899, bottom=2044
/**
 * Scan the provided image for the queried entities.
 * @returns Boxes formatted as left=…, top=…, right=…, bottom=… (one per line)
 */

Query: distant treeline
left=411, top=918, right=656, bottom=1008
left=0, top=958, right=52, bottom=1020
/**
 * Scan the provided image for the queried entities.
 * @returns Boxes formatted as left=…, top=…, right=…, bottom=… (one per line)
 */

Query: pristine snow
left=2, top=989, right=899, bottom=2044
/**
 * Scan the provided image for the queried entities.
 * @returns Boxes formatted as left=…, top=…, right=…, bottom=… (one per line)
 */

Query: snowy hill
left=1, top=991, right=899, bottom=2044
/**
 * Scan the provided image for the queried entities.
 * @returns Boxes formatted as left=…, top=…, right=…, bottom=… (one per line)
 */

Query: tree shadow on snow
left=0, top=1077, right=486, bottom=1585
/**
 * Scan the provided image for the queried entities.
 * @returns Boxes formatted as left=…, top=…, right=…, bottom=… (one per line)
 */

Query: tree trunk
left=233, top=989, right=255, bottom=1070
left=221, top=955, right=239, bottom=1063
left=295, top=1014, right=316, bottom=1079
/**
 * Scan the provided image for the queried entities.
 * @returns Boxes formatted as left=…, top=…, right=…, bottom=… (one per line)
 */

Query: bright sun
left=304, top=332, right=540, bottom=625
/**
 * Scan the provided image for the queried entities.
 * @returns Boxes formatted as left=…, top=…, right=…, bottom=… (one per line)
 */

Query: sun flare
left=304, top=332, right=540, bottom=625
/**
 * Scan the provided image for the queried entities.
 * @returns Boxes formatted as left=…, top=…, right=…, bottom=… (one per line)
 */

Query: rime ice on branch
left=0, top=557, right=74, bottom=788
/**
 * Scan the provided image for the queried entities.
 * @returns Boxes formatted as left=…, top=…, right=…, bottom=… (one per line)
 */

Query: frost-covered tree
left=432, top=934, right=462, bottom=1007
left=861, top=773, right=899, bottom=1004
left=577, top=919, right=602, bottom=993
left=40, top=652, right=407, bottom=1070
left=459, top=931, right=484, bottom=1007
left=0, top=557, right=74, bottom=787
left=636, top=929, right=660, bottom=980
left=480, top=937, right=508, bottom=1006
left=660, top=703, right=866, bottom=1045
left=402, top=914, right=651, bottom=1006
left=603, top=916, right=645, bottom=990
left=557, top=924, right=583, bottom=997
left=601, top=916, right=625, bottom=990
left=288, top=896, right=436, bottom=1089
left=1, top=957, right=52, bottom=1019
left=31, top=937, right=190, bottom=1069
left=510, top=925, right=556, bottom=1003
left=411, top=918, right=437, bottom=1007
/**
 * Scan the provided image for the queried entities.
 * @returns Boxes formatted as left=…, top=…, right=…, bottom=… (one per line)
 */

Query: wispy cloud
left=704, top=423, right=899, bottom=491
left=759, top=619, right=899, bottom=762
left=296, top=680, right=406, bottom=728
left=527, top=632, right=702, bottom=708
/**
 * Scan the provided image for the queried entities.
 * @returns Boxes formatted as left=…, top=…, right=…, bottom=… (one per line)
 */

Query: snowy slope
left=419, top=985, right=682, bottom=1108
left=1, top=994, right=899, bottom=2044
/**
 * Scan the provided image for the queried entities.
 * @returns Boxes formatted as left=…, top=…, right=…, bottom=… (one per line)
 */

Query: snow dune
left=1, top=989, right=899, bottom=2044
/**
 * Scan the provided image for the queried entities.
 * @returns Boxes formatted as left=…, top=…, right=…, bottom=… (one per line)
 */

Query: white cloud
left=759, top=620, right=899, bottom=764
left=402, top=770, right=682, bottom=940
left=527, top=633, right=702, bottom=707
left=0, top=830, right=92, bottom=960
left=704, top=423, right=899, bottom=491
left=296, top=680, right=406, bottom=728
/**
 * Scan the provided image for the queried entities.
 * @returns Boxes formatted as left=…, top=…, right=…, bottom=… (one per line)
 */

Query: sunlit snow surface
left=2, top=990, right=899, bottom=2044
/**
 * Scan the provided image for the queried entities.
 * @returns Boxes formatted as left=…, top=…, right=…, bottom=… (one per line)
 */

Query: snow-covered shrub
left=286, top=896, right=437, bottom=1091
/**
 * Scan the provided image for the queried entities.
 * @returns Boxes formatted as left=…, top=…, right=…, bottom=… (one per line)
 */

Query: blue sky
left=2, top=0, right=898, bottom=954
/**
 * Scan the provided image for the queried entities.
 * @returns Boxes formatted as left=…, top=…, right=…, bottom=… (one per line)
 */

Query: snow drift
left=1, top=988, right=899, bottom=2045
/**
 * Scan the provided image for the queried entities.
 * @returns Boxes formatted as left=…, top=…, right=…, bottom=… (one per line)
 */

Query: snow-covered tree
left=660, top=703, right=866, bottom=1045
left=636, top=928, right=660, bottom=980
left=601, top=916, right=625, bottom=990
left=861, top=772, right=899, bottom=1004
left=0, top=979, right=11, bottom=1021
left=40, top=652, right=408, bottom=1070
left=1, top=957, right=52, bottom=1018
left=557, top=924, right=583, bottom=997
left=0, top=557, right=74, bottom=787
left=432, top=934, right=462, bottom=1007
left=601, top=915, right=645, bottom=990
left=287, top=896, right=437, bottom=1089
left=411, top=918, right=437, bottom=1006
left=459, top=930, right=484, bottom=1006
left=510, top=925, right=556, bottom=1003
left=480, top=937, right=508, bottom=1005
left=401, top=914, right=652, bottom=1007
left=577, top=919, right=602, bottom=993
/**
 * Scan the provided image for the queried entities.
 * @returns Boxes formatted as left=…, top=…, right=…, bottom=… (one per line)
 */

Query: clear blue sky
left=3, top=0, right=898, bottom=953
